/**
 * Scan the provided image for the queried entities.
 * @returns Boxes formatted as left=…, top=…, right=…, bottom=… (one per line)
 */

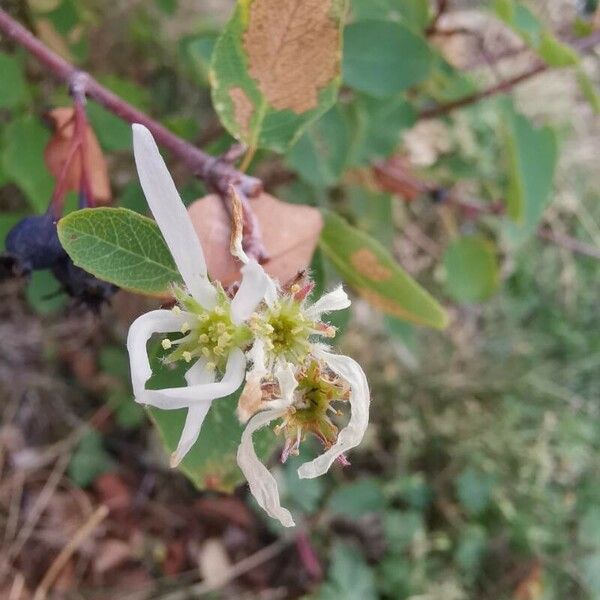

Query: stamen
left=182, top=351, right=192, bottom=363
left=161, top=338, right=172, bottom=350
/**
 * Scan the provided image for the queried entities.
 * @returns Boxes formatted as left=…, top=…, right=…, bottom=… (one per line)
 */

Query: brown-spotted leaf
left=44, top=107, right=111, bottom=204
left=244, top=0, right=340, bottom=114
left=319, top=211, right=448, bottom=329
left=188, top=193, right=323, bottom=287
left=210, top=0, right=348, bottom=152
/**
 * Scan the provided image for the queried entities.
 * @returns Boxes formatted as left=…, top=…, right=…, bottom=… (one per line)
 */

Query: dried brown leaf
left=188, top=193, right=323, bottom=287
left=44, top=107, right=111, bottom=204
left=243, top=0, right=340, bottom=113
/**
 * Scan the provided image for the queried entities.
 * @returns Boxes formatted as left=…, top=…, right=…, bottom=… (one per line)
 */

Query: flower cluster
left=127, top=124, right=370, bottom=527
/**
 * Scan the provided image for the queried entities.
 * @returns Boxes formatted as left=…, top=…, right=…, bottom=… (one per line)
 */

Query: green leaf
left=1, top=115, right=54, bottom=213
left=580, top=553, right=600, bottom=596
left=286, top=106, right=350, bottom=188
left=537, top=31, right=580, bottom=67
left=180, top=33, right=218, bottom=86
left=155, top=0, right=177, bottom=15
left=456, top=525, right=488, bottom=576
left=318, top=544, right=377, bottom=600
left=443, top=236, right=499, bottom=303
left=68, top=430, right=114, bottom=487
left=282, top=455, right=325, bottom=513
left=26, top=270, right=67, bottom=314
left=343, top=20, right=433, bottom=98
left=579, top=507, right=600, bottom=550
left=346, top=95, right=417, bottom=166
left=352, top=0, right=430, bottom=30
left=87, top=102, right=132, bottom=151
left=327, top=478, right=385, bottom=518
left=383, top=510, right=425, bottom=551
left=0, top=213, right=25, bottom=249
left=210, top=0, right=348, bottom=152
left=86, top=76, right=150, bottom=151
left=456, top=467, right=495, bottom=515
left=0, top=54, right=26, bottom=109
left=319, top=211, right=448, bottom=329
left=57, top=207, right=182, bottom=296
left=146, top=345, right=277, bottom=492
left=578, top=69, right=600, bottom=114
left=494, top=1, right=579, bottom=67
left=503, top=111, right=558, bottom=242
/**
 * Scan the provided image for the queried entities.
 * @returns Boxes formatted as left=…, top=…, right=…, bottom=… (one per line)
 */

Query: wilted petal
left=170, top=360, right=215, bottom=467
left=305, top=285, right=350, bottom=320
left=247, top=339, right=267, bottom=379
left=230, top=260, right=271, bottom=325
left=132, top=124, right=217, bottom=309
left=275, top=363, right=298, bottom=405
left=127, top=309, right=189, bottom=403
left=141, top=348, right=246, bottom=410
left=297, top=349, right=370, bottom=479
left=237, top=408, right=295, bottom=527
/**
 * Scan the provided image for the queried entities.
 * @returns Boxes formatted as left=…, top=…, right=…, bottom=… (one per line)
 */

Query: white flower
left=127, top=124, right=272, bottom=467
left=236, top=284, right=370, bottom=527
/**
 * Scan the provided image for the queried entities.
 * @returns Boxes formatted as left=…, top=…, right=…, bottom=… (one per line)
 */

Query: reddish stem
left=419, top=29, right=600, bottom=120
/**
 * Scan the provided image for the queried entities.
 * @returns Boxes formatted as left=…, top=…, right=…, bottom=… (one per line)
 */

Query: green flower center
left=254, top=297, right=314, bottom=363
left=276, top=360, right=348, bottom=453
left=162, top=286, right=251, bottom=371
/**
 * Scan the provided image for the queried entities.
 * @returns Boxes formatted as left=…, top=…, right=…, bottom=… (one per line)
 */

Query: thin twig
left=537, top=228, right=600, bottom=260
left=33, top=504, right=109, bottom=600
left=154, top=537, right=291, bottom=600
left=419, top=29, right=600, bottom=120
left=0, top=8, right=261, bottom=200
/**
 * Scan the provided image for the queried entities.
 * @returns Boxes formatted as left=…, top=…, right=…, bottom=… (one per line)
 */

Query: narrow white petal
left=264, top=276, right=279, bottom=308
left=246, top=339, right=267, bottom=379
left=237, top=408, right=295, bottom=527
left=305, top=286, right=350, bottom=320
left=127, top=309, right=189, bottom=403
left=141, top=348, right=246, bottom=410
left=230, top=260, right=271, bottom=325
left=171, top=361, right=220, bottom=467
left=170, top=403, right=212, bottom=467
left=132, top=124, right=216, bottom=308
left=297, top=349, right=370, bottom=479
left=275, top=363, right=298, bottom=405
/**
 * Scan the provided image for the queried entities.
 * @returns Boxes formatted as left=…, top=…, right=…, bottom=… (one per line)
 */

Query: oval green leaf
left=342, top=20, right=433, bottom=97
left=57, top=207, right=182, bottom=296
left=319, top=211, right=448, bottom=328
left=443, top=235, right=499, bottom=303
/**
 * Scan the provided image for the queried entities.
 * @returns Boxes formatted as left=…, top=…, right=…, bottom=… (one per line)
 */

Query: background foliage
left=1, top=0, right=599, bottom=598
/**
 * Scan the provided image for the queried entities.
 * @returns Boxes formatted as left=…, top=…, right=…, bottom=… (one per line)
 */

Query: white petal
left=246, top=339, right=267, bottom=379
left=170, top=404, right=212, bottom=467
left=170, top=360, right=215, bottom=467
left=305, top=286, right=350, bottom=320
left=132, top=124, right=216, bottom=308
left=140, top=348, right=246, bottom=410
left=297, top=349, right=370, bottom=479
left=230, top=260, right=271, bottom=325
left=275, top=363, right=298, bottom=405
left=237, top=408, right=295, bottom=527
left=264, top=276, right=279, bottom=308
left=127, top=309, right=189, bottom=402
